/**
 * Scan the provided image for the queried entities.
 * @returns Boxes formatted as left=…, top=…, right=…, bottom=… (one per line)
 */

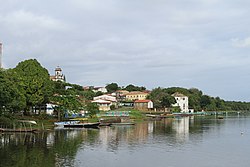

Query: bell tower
left=54, top=66, right=65, bottom=82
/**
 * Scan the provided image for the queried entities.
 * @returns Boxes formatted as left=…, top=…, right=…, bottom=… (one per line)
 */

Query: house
left=125, top=91, right=149, bottom=101
left=134, top=100, right=153, bottom=111
left=46, top=103, right=57, bottom=115
left=83, top=86, right=108, bottom=93
left=93, top=95, right=117, bottom=103
left=92, top=99, right=112, bottom=111
left=172, top=92, right=191, bottom=113
left=32, top=103, right=57, bottom=115
left=50, top=66, right=66, bottom=82
left=115, top=90, right=129, bottom=102
left=92, top=87, right=108, bottom=93
left=92, top=94, right=117, bottom=111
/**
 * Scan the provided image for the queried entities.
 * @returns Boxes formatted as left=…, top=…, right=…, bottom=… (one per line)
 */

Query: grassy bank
left=0, top=109, right=149, bottom=130
left=0, top=114, right=56, bottom=130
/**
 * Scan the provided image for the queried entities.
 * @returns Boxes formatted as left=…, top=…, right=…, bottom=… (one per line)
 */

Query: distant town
left=44, top=64, right=250, bottom=118
left=1, top=58, right=250, bottom=121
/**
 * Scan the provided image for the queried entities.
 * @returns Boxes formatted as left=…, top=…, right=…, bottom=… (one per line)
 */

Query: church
left=50, top=66, right=66, bottom=82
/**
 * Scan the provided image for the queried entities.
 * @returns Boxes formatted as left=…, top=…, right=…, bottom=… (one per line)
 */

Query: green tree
left=188, top=88, right=203, bottom=111
left=106, top=83, right=119, bottom=93
left=161, top=95, right=176, bottom=108
left=51, top=82, right=85, bottom=120
left=124, top=84, right=146, bottom=92
left=52, top=95, right=83, bottom=120
left=85, top=102, right=99, bottom=118
left=0, top=69, right=26, bottom=113
left=80, top=90, right=95, bottom=101
left=147, top=87, right=166, bottom=108
left=13, top=59, right=53, bottom=114
left=200, top=95, right=211, bottom=110
left=147, top=87, right=176, bottom=109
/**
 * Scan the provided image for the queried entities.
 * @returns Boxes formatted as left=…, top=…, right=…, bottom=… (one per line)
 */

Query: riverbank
left=0, top=110, right=248, bottom=132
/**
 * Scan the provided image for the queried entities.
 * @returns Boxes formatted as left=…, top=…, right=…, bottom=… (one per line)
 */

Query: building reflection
left=172, top=117, right=190, bottom=142
left=97, top=117, right=193, bottom=151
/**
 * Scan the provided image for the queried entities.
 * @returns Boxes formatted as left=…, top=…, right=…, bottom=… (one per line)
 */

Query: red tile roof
left=134, top=100, right=151, bottom=103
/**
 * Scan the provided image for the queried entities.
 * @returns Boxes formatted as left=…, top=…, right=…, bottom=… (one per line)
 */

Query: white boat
left=54, top=121, right=80, bottom=127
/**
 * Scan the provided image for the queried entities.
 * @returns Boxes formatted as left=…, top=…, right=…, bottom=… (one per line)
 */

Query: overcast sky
left=1, top=0, right=250, bottom=101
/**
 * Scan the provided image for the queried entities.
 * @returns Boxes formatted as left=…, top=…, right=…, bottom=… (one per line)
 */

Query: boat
left=64, top=122, right=100, bottom=128
left=172, top=113, right=194, bottom=117
left=146, top=114, right=160, bottom=118
left=54, top=121, right=80, bottom=127
left=0, top=128, right=37, bottom=133
left=111, top=122, right=135, bottom=126
left=146, top=114, right=174, bottom=119
left=18, top=120, right=37, bottom=125
left=83, top=122, right=100, bottom=128
left=64, top=124, right=84, bottom=128
left=99, top=123, right=112, bottom=127
left=217, top=116, right=224, bottom=119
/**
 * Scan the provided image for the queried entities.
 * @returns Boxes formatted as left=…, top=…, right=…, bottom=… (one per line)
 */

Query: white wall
left=173, top=96, right=189, bottom=113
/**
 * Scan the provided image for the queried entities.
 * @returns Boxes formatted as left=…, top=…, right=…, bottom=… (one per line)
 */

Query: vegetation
left=129, top=109, right=146, bottom=120
left=105, top=82, right=146, bottom=93
left=85, top=103, right=99, bottom=118
left=123, top=84, right=146, bottom=92
left=0, top=59, right=100, bottom=123
left=105, top=83, right=119, bottom=93
left=1, top=59, right=250, bottom=127
left=14, top=59, right=54, bottom=115
left=147, top=87, right=250, bottom=111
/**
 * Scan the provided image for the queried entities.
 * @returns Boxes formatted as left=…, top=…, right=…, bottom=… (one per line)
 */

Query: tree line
left=105, top=82, right=250, bottom=111
left=148, top=87, right=250, bottom=111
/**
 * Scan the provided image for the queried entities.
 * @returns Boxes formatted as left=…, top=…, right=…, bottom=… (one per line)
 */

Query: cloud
left=231, top=37, right=250, bottom=48
left=1, top=0, right=250, bottom=101
left=0, top=10, right=69, bottom=36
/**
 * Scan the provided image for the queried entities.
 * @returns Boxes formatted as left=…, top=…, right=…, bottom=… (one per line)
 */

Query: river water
left=1, top=114, right=250, bottom=167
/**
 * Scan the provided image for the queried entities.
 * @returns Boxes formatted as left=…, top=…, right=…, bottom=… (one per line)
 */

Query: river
left=1, top=114, right=250, bottom=167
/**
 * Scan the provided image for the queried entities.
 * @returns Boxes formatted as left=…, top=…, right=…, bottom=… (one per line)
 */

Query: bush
left=0, top=116, right=16, bottom=128
left=171, top=106, right=181, bottom=113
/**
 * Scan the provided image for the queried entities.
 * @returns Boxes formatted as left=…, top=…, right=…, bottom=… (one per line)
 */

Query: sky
left=1, top=0, right=250, bottom=101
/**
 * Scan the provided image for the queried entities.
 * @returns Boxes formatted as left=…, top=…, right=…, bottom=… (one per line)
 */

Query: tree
left=161, top=95, right=176, bottom=108
left=52, top=82, right=86, bottom=120
left=147, top=87, right=166, bottom=108
left=106, top=83, right=119, bottom=93
left=13, top=59, right=53, bottom=114
left=188, top=88, right=203, bottom=111
left=147, top=87, right=176, bottom=109
left=124, top=84, right=146, bottom=92
left=200, top=95, right=211, bottom=110
left=85, top=102, right=99, bottom=118
left=52, top=94, right=83, bottom=120
left=0, top=69, right=26, bottom=113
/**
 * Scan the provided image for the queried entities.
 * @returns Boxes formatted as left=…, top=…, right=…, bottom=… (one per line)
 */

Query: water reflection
left=172, top=117, right=190, bottom=142
left=0, top=116, right=240, bottom=167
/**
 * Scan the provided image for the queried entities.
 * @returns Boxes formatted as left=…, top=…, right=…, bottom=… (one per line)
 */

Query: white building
left=93, top=94, right=117, bottom=111
left=172, top=92, right=190, bottom=113
left=92, top=99, right=112, bottom=111
left=92, top=87, right=108, bottom=93
left=46, top=103, right=57, bottom=115
left=93, top=94, right=117, bottom=103
left=50, top=66, right=66, bottom=82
